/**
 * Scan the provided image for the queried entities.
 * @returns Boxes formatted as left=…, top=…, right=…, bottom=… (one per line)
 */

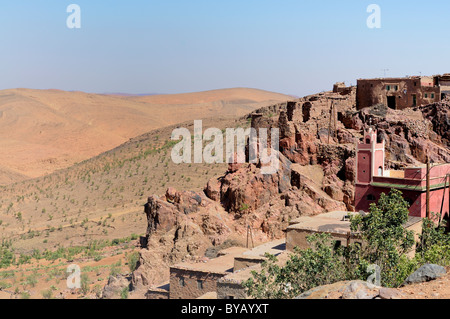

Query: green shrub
left=127, top=251, right=140, bottom=272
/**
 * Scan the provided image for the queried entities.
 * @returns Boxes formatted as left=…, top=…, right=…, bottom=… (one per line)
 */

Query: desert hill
left=0, top=88, right=293, bottom=184
left=0, top=115, right=248, bottom=253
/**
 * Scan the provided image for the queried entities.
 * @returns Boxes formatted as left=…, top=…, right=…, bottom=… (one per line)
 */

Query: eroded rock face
left=345, top=103, right=450, bottom=166
left=102, top=275, right=130, bottom=299
left=131, top=91, right=450, bottom=297
left=144, top=188, right=206, bottom=241
left=206, top=151, right=292, bottom=215
left=421, top=99, right=450, bottom=146
left=133, top=188, right=235, bottom=292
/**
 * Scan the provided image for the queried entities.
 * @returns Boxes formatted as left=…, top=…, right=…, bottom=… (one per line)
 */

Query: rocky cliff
left=128, top=91, right=450, bottom=297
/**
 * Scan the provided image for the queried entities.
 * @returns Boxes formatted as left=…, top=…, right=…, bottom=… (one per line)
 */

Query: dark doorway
left=387, top=96, right=396, bottom=109
left=412, top=94, right=417, bottom=107
left=442, top=93, right=447, bottom=100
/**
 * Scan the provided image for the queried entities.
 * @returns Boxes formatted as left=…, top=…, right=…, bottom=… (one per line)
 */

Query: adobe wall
left=357, top=150, right=372, bottom=184
left=169, top=267, right=226, bottom=299
left=355, top=184, right=423, bottom=216
left=420, top=187, right=450, bottom=219
left=216, top=281, right=248, bottom=300
left=355, top=183, right=449, bottom=218
left=233, top=257, right=265, bottom=272
left=356, top=78, right=441, bottom=110
left=286, top=228, right=355, bottom=251
left=146, top=289, right=170, bottom=299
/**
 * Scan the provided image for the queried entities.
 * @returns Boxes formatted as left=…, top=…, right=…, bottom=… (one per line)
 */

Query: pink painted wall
left=374, top=149, right=384, bottom=176
left=357, top=151, right=371, bottom=184
left=355, top=131, right=450, bottom=218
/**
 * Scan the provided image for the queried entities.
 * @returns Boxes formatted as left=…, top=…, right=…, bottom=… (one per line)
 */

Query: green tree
left=243, top=233, right=347, bottom=299
left=349, top=189, right=415, bottom=287
left=127, top=251, right=140, bottom=273
left=81, top=273, right=90, bottom=295
left=120, top=287, right=129, bottom=299
left=416, top=216, right=450, bottom=266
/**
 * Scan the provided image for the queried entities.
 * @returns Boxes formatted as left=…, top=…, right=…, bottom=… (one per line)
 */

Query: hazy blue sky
left=1, top=0, right=449, bottom=96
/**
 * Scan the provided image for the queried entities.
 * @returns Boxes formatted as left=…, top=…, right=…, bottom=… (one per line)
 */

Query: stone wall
left=357, top=78, right=441, bottom=110
left=169, top=267, right=226, bottom=299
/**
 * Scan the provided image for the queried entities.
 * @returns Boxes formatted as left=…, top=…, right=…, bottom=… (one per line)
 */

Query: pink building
left=355, top=129, right=450, bottom=219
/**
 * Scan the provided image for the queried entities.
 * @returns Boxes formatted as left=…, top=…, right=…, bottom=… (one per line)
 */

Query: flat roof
left=219, top=252, right=291, bottom=284
left=288, top=211, right=422, bottom=235
left=240, top=239, right=286, bottom=258
left=171, top=247, right=249, bottom=274
left=289, top=211, right=355, bottom=233
left=148, top=281, right=170, bottom=293
left=197, top=292, right=218, bottom=299
left=358, top=76, right=422, bottom=81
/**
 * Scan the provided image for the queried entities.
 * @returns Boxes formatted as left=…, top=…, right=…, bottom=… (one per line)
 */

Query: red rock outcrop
left=131, top=90, right=450, bottom=297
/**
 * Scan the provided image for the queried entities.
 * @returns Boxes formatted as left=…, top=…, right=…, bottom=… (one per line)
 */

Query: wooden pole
left=439, top=174, right=448, bottom=225
left=426, top=155, right=431, bottom=219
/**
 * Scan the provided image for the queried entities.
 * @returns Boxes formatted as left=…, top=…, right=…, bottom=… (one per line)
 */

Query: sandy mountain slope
left=0, top=116, right=244, bottom=253
left=0, top=88, right=293, bottom=184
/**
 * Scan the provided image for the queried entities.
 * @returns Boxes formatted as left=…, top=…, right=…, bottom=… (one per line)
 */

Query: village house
left=355, top=128, right=450, bottom=220
left=284, top=210, right=422, bottom=258
left=145, top=240, right=286, bottom=299
left=285, top=211, right=362, bottom=251
left=356, top=74, right=450, bottom=110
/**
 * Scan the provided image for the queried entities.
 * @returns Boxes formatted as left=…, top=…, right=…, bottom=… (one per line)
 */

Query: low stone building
left=233, top=239, right=285, bottom=272
left=146, top=240, right=287, bottom=299
left=145, top=282, right=170, bottom=299
left=285, top=210, right=422, bottom=258
left=285, top=211, right=362, bottom=251
left=217, top=265, right=261, bottom=300
left=356, top=75, right=450, bottom=110
left=167, top=247, right=248, bottom=299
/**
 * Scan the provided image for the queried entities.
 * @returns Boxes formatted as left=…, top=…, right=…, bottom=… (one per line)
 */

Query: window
left=386, top=85, right=391, bottom=91
left=425, top=93, right=428, bottom=98
left=197, top=280, right=204, bottom=290
left=431, top=93, right=435, bottom=99
left=367, top=194, right=376, bottom=201
left=395, top=85, right=399, bottom=91
left=334, top=241, right=342, bottom=250
left=179, top=277, right=185, bottom=287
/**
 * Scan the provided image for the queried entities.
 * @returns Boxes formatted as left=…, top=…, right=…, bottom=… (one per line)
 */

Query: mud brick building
left=285, top=211, right=362, bottom=251
left=167, top=247, right=247, bottom=299
left=355, top=128, right=450, bottom=219
left=356, top=74, right=450, bottom=110
left=146, top=241, right=285, bottom=299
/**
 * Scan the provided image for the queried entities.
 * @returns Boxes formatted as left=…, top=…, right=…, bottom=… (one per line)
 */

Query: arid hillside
left=0, top=88, right=292, bottom=184
left=0, top=116, right=249, bottom=253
